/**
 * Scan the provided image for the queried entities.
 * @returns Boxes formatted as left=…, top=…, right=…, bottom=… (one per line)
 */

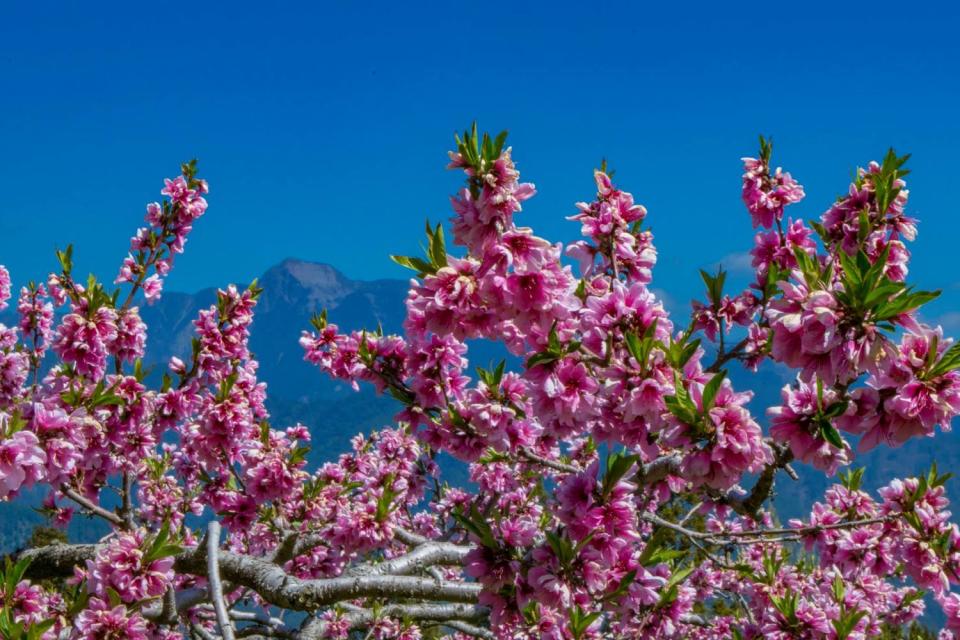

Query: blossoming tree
left=2, top=127, right=960, bottom=640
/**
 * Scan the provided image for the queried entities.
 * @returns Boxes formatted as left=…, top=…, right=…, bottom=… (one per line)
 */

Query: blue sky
left=2, top=1, right=959, bottom=325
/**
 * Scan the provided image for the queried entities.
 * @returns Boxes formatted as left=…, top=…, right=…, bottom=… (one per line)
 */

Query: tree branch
left=207, top=522, right=237, bottom=640
left=298, top=603, right=488, bottom=639
left=60, top=485, right=124, bottom=527
left=349, top=541, right=470, bottom=577
left=518, top=446, right=579, bottom=474
left=635, top=453, right=683, bottom=485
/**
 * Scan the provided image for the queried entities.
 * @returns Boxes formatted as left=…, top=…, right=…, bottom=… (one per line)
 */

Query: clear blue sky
left=2, top=1, right=959, bottom=325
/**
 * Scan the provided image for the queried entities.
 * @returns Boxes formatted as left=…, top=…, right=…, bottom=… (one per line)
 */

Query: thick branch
left=174, top=548, right=481, bottom=611
left=635, top=453, right=683, bottom=485
left=20, top=543, right=99, bottom=580
left=393, top=527, right=429, bottom=546
left=22, top=542, right=481, bottom=613
left=350, top=541, right=470, bottom=577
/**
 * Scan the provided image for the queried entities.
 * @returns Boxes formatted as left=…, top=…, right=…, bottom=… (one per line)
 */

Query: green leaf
left=547, top=322, right=561, bottom=353
left=837, top=250, right=862, bottom=290
left=493, top=359, right=506, bottom=385
left=603, top=452, right=639, bottom=497
left=642, top=548, right=688, bottom=565
left=699, top=268, right=726, bottom=305
left=832, top=573, right=845, bottom=601
left=624, top=331, right=644, bottom=365
left=664, top=393, right=698, bottom=427
left=4, top=556, right=32, bottom=596
left=603, top=569, right=637, bottom=603
left=376, top=478, right=399, bottom=522
left=493, top=130, right=509, bottom=157
left=701, top=370, right=726, bottom=412
left=857, top=209, right=871, bottom=244
left=428, top=222, right=448, bottom=269
left=820, top=421, right=846, bottom=450
left=389, top=254, right=436, bottom=277
left=289, top=445, right=311, bottom=466
left=526, top=351, right=560, bottom=369
left=56, top=245, right=74, bottom=276
left=840, top=467, right=865, bottom=491
left=822, top=400, right=849, bottom=419
left=873, top=287, right=940, bottom=322
left=546, top=531, right=575, bottom=567
left=929, top=343, right=960, bottom=378
left=568, top=605, right=602, bottom=640
left=793, top=246, right=821, bottom=286
left=657, top=565, right=695, bottom=607
left=638, top=526, right=671, bottom=567
left=452, top=505, right=497, bottom=549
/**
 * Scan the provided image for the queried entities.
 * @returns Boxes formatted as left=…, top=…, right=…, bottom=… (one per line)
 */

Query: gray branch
left=298, top=603, right=488, bottom=639
left=207, top=522, right=237, bottom=640
left=21, top=541, right=481, bottom=620
left=348, top=541, right=470, bottom=577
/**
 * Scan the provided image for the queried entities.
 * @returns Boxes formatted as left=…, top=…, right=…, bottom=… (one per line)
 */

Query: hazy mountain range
left=1, top=258, right=958, bottom=553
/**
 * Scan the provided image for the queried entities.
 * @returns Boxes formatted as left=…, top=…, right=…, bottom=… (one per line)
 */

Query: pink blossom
left=0, top=265, right=10, bottom=311
left=741, top=156, right=805, bottom=228
left=84, top=529, right=175, bottom=603
left=74, top=598, right=149, bottom=640
left=0, top=429, right=46, bottom=499
left=143, top=274, right=163, bottom=302
left=769, top=378, right=851, bottom=474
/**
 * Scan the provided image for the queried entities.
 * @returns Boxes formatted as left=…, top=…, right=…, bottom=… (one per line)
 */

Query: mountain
left=1, top=259, right=959, bottom=550
left=140, top=259, right=409, bottom=402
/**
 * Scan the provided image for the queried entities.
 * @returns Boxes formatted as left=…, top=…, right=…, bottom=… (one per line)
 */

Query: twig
left=722, top=515, right=891, bottom=538
left=640, top=512, right=892, bottom=547
left=60, top=485, right=124, bottom=527
left=518, top=446, right=579, bottom=474
left=121, top=471, right=135, bottom=528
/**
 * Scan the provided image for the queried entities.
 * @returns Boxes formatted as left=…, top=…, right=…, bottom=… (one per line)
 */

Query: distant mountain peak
left=260, top=259, right=358, bottom=311
left=272, top=258, right=351, bottom=286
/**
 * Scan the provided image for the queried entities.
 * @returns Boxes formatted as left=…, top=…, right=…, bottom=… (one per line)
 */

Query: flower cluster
left=16, top=284, right=55, bottom=362
left=0, top=323, right=29, bottom=406
left=83, top=529, right=175, bottom=603
left=741, top=140, right=806, bottom=228
left=115, top=161, right=209, bottom=304
left=567, top=170, right=657, bottom=283
left=0, top=426, right=46, bottom=500
left=769, top=377, right=852, bottom=474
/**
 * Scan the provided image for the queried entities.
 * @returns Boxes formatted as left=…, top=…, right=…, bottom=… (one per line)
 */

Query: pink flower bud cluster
left=567, top=171, right=657, bottom=283
left=821, top=160, right=916, bottom=263
left=16, top=284, right=55, bottom=362
left=741, top=154, right=806, bottom=229
left=0, top=322, right=29, bottom=405
left=116, top=168, right=209, bottom=304
left=0, top=425, right=45, bottom=499
left=82, top=529, right=175, bottom=603
left=0, top=266, right=11, bottom=312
